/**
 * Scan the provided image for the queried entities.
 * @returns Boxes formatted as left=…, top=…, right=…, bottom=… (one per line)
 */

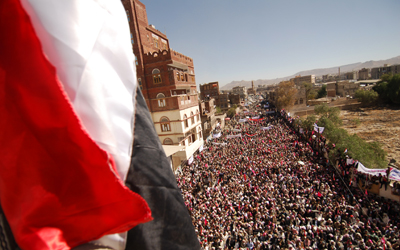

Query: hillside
left=220, top=55, right=400, bottom=90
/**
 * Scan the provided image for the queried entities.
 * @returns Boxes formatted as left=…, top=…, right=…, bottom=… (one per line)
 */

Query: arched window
left=152, top=68, right=162, bottom=84
left=196, top=109, right=200, bottom=121
left=160, top=116, right=170, bottom=132
left=157, top=93, right=166, bottom=107
left=191, top=111, right=195, bottom=124
left=163, top=138, right=173, bottom=145
left=183, top=114, right=188, bottom=128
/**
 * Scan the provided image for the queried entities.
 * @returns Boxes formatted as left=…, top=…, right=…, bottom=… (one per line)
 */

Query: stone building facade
left=122, top=0, right=203, bottom=167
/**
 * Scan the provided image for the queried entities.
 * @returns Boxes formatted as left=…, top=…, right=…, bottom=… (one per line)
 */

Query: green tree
left=302, top=82, right=314, bottom=104
left=373, top=73, right=400, bottom=104
left=226, top=107, right=236, bottom=118
left=354, top=89, right=378, bottom=106
left=316, top=85, right=327, bottom=99
left=216, top=106, right=222, bottom=114
left=314, top=104, right=342, bottom=126
left=298, top=103, right=387, bottom=169
left=301, top=114, right=317, bottom=131
left=275, top=80, right=298, bottom=110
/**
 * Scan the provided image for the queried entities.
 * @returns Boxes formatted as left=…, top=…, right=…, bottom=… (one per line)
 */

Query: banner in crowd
left=265, top=111, right=275, bottom=114
left=213, top=132, right=221, bottom=138
left=299, top=128, right=304, bottom=134
left=212, top=142, right=227, bottom=146
left=239, top=119, right=247, bottom=123
left=226, top=134, right=242, bottom=139
left=232, top=129, right=242, bottom=132
left=261, top=126, right=273, bottom=130
left=357, top=162, right=387, bottom=177
left=252, top=116, right=260, bottom=119
left=314, top=125, right=325, bottom=134
left=389, top=168, right=400, bottom=182
left=245, top=133, right=257, bottom=137
left=249, top=118, right=264, bottom=122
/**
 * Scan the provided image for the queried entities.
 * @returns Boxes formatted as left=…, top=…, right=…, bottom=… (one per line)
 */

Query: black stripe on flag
left=125, top=88, right=200, bottom=250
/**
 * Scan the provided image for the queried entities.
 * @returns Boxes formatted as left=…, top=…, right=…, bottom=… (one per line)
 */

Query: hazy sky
left=140, top=0, right=400, bottom=87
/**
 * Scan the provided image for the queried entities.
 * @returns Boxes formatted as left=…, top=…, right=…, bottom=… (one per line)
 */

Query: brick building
left=199, top=81, right=220, bottom=105
left=199, top=98, right=217, bottom=139
left=122, top=0, right=202, bottom=168
left=229, top=93, right=241, bottom=106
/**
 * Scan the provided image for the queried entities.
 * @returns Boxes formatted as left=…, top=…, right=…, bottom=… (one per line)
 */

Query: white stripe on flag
left=20, top=0, right=138, bottom=249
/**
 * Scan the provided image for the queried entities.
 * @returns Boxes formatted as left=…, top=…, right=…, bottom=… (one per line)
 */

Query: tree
left=275, top=80, right=297, bottom=110
left=354, top=89, right=378, bottom=106
left=314, top=104, right=342, bottom=126
left=298, top=104, right=388, bottom=169
left=226, top=107, right=236, bottom=118
left=301, top=114, right=316, bottom=131
left=316, top=84, right=327, bottom=99
left=373, top=73, right=400, bottom=104
left=302, top=82, right=315, bottom=104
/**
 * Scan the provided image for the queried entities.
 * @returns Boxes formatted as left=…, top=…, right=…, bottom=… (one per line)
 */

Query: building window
left=191, top=111, right=195, bottom=124
left=130, top=33, right=134, bottom=44
left=135, top=56, right=138, bottom=65
left=157, top=93, right=166, bottom=107
left=160, top=117, right=170, bottom=132
left=180, top=73, right=184, bottom=81
left=152, top=68, right=162, bottom=84
left=138, top=78, right=142, bottom=90
left=196, top=110, right=200, bottom=121
left=154, top=39, right=159, bottom=48
left=183, top=114, right=188, bottom=128
left=176, top=72, right=180, bottom=81
left=163, top=138, right=173, bottom=145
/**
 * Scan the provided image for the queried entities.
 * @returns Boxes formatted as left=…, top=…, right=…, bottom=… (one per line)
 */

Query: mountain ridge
left=220, top=55, right=400, bottom=90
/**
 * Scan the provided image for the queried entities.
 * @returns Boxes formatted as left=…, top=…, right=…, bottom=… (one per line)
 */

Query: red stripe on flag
left=0, top=0, right=151, bottom=249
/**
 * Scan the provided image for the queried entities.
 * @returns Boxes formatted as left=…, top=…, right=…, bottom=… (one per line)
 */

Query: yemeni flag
left=0, top=0, right=199, bottom=250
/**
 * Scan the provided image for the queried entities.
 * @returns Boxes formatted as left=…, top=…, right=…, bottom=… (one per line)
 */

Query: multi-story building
left=358, top=68, right=370, bottom=80
left=200, top=82, right=220, bottom=99
left=229, top=93, right=241, bottom=106
left=291, top=75, right=316, bottom=86
left=232, top=86, right=247, bottom=100
left=199, top=98, right=217, bottom=139
left=326, top=81, right=360, bottom=98
left=218, top=93, right=230, bottom=110
left=199, top=81, right=220, bottom=105
left=344, top=71, right=358, bottom=80
left=122, top=0, right=202, bottom=168
left=371, top=64, right=400, bottom=79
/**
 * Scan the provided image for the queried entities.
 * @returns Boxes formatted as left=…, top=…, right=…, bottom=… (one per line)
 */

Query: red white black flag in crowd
left=0, top=0, right=199, bottom=249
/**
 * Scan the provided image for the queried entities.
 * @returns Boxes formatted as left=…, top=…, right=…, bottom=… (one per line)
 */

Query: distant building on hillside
left=358, top=68, right=371, bottom=80
left=371, top=64, right=400, bottom=79
left=291, top=75, right=315, bottom=86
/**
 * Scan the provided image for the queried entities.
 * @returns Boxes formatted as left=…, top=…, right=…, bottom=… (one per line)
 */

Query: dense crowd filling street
left=176, top=103, right=400, bottom=250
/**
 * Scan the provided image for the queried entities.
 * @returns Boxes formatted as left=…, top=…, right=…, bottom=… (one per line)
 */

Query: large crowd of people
left=176, top=104, right=400, bottom=250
